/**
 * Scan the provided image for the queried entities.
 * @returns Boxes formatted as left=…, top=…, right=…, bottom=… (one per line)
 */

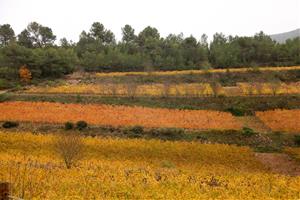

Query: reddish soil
left=256, top=153, right=300, bottom=176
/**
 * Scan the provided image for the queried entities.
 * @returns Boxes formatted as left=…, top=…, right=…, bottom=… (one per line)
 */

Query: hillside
left=270, top=28, right=300, bottom=43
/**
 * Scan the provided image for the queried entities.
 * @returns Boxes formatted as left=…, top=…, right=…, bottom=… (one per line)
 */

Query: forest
left=0, top=21, right=299, bottom=81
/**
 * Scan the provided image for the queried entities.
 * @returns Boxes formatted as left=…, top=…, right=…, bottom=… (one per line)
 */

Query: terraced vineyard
left=1, top=131, right=300, bottom=199
left=0, top=101, right=242, bottom=130
left=256, top=110, right=300, bottom=132
left=1, top=67, right=300, bottom=200
left=95, top=66, right=300, bottom=77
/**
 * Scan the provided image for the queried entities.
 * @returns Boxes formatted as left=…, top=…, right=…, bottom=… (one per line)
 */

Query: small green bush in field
left=64, top=122, right=74, bottom=130
left=0, top=94, right=9, bottom=102
left=294, top=135, right=300, bottom=146
left=242, top=127, right=255, bottom=137
left=123, top=126, right=144, bottom=138
left=76, top=121, right=88, bottom=130
left=226, top=107, right=245, bottom=116
left=2, top=121, right=19, bottom=128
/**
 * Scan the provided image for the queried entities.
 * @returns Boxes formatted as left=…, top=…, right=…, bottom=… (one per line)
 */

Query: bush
left=53, top=133, right=84, bottom=169
left=254, top=145, right=282, bottom=153
left=242, top=127, right=256, bottom=137
left=0, top=79, right=9, bottom=89
left=64, top=122, right=74, bottom=130
left=0, top=94, right=9, bottom=102
left=294, top=135, right=300, bottom=146
left=148, top=128, right=185, bottom=140
left=2, top=121, right=19, bottom=128
left=76, top=121, right=88, bottom=130
left=130, top=126, right=144, bottom=135
left=123, top=126, right=144, bottom=138
left=226, top=107, right=245, bottom=116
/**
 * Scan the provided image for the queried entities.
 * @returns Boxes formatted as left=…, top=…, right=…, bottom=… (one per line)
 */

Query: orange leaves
left=256, top=109, right=300, bottom=132
left=19, top=65, right=32, bottom=83
left=0, top=101, right=242, bottom=130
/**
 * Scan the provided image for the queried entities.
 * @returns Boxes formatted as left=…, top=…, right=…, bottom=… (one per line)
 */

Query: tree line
left=0, top=22, right=299, bottom=80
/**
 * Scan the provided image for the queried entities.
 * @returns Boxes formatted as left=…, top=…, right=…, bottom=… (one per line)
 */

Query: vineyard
left=256, top=110, right=300, bottom=132
left=0, top=4, right=300, bottom=198
left=25, top=82, right=300, bottom=97
left=1, top=66, right=300, bottom=199
left=1, top=131, right=300, bottom=199
left=95, top=66, right=300, bottom=77
left=0, top=101, right=242, bottom=130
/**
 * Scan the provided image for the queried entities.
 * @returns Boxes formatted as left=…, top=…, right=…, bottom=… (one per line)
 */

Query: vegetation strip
left=0, top=101, right=242, bottom=130
left=95, top=66, right=300, bottom=77
left=1, top=131, right=300, bottom=199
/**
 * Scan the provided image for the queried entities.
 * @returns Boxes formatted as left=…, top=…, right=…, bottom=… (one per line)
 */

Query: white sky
left=0, top=0, right=299, bottom=42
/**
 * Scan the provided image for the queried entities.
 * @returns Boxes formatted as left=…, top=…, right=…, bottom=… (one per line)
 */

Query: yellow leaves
left=95, top=66, right=300, bottom=77
left=256, top=109, right=300, bottom=132
left=26, top=83, right=216, bottom=97
left=0, top=131, right=300, bottom=199
left=237, top=82, right=300, bottom=95
left=26, top=81, right=300, bottom=97
left=0, top=101, right=242, bottom=130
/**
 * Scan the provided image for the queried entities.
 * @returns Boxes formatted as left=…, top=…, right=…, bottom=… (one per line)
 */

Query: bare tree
left=254, top=82, right=264, bottom=96
left=53, top=133, right=84, bottom=169
left=210, top=82, right=223, bottom=97
left=144, top=65, right=154, bottom=76
left=247, top=82, right=256, bottom=96
left=161, top=82, right=171, bottom=98
left=126, top=83, right=138, bottom=98
left=269, top=81, right=281, bottom=96
left=107, top=84, right=118, bottom=96
left=195, top=84, right=206, bottom=97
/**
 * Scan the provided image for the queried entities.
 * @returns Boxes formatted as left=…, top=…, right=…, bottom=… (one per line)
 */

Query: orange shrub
left=19, top=65, right=32, bottom=83
left=256, top=109, right=300, bottom=132
left=0, top=102, right=242, bottom=130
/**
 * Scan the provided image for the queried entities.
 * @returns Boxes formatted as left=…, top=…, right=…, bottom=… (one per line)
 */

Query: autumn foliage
left=19, top=65, right=32, bottom=83
left=0, top=131, right=299, bottom=199
left=0, top=101, right=242, bottom=130
left=96, top=66, right=300, bottom=77
left=25, top=82, right=300, bottom=97
left=256, top=109, right=300, bottom=132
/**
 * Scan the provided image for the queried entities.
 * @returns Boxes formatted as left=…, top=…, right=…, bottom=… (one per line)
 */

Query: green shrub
left=148, top=128, right=185, bottom=140
left=76, top=121, right=88, bottom=130
left=196, top=134, right=208, bottom=141
left=123, top=126, right=144, bottom=138
left=0, top=79, right=9, bottom=89
left=294, top=135, right=300, bottom=146
left=226, top=107, right=245, bottom=116
left=0, top=94, right=9, bottom=102
left=130, top=126, right=143, bottom=135
left=254, top=145, right=282, bottom=153
left=2, top=121, right=19, bottom=128
left=64, top=122, right=74, bottom=130
left=242, top=127, right=256, bottom=137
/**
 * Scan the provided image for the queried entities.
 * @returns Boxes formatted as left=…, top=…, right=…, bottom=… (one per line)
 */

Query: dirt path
left=256, top=153, right=300, bottom=176
left=237, top=116, right=272, bottom=133
left=0, top=90, right=8, bottom=95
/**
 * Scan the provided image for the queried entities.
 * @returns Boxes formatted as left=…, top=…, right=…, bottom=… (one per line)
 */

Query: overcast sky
left=0, top=0, right=299, bottom=42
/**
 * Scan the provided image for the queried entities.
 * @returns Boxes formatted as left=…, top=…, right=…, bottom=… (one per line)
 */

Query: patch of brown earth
left=256, top=153, right=300, bottom=176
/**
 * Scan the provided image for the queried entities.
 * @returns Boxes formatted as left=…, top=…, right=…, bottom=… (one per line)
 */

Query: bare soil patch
left=256, top=153, right=300, bottom=176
